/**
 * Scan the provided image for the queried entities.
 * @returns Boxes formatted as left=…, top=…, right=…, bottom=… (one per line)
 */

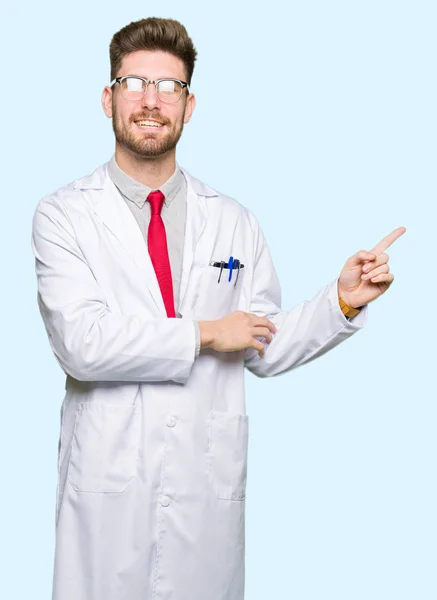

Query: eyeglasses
left=109, top=75, right=189, bottom=104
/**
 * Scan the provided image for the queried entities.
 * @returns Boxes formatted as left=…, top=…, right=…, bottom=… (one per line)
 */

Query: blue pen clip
left=227, top=256, right=234, bottom=282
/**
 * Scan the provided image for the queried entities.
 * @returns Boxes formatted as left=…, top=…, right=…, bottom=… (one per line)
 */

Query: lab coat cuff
left=193, top=321, right=201, bottom=358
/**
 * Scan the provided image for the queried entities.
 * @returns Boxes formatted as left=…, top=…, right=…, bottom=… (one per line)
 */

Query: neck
left=114, top=143, right=176, bottom=188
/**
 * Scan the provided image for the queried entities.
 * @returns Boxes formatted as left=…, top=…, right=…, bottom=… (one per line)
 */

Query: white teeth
left=136, top=120, right=163, bottom=127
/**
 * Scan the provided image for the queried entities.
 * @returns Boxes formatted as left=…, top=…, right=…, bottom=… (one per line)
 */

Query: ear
left=101, top=86, right=113, bottom=118
left=183, top=92, right=196, bottom=124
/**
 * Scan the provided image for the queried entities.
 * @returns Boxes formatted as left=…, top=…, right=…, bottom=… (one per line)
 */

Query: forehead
left=118, top=50, right=186, bottom=81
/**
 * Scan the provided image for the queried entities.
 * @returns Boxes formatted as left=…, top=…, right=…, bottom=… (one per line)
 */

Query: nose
left=141, top=82, right=160, bottom=110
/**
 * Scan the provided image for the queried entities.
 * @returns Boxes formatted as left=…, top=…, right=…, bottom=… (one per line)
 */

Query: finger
left=369, top=273, right=395, bottom=283
left=250, top=315, right=277, bottom=333
left=361, top=264, right=389, bottom=279
left=251, top=327, right=273, bottom=343
left=251, top=339, right=265, bottom=357
left=362, top=253, right=389, bottom=272
left=370, top=227, right=406, bottom=256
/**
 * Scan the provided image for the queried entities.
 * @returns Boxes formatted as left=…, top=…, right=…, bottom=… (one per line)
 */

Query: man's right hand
left=199, top=312, right=277, bottom=357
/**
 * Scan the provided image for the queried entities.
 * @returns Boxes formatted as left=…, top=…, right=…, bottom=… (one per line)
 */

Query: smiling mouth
left=134, top=119, right=165, bottom=129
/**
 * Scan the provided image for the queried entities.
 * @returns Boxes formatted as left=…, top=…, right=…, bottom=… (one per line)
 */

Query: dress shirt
left=107, top=154, right=201, bottom=356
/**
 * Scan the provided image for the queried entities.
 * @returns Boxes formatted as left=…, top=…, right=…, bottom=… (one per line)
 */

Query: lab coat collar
left=72, top=160, right=219, bottom=198
left=74, top=160, right=216, bottom=314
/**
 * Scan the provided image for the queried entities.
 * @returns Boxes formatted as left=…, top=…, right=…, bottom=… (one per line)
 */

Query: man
left=31, top=16, right=405, bottom=600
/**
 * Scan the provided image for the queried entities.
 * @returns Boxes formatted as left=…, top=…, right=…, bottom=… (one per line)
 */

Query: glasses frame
left=109, top=75, right=190, bottom=104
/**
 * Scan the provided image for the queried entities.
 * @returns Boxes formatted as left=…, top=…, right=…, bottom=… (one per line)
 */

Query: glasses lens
left=120, top=77, right=146, bottom=101
left=157, top=80, right=183, bottom=103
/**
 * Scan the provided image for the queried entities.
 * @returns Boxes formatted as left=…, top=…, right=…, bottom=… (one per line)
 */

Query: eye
left=158, top=80, right=177, bottom=93
left=124, top=77, right=144, bottom=92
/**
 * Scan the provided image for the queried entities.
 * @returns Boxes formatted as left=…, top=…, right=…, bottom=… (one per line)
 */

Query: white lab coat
left=31, top=161, right=368, bottom=600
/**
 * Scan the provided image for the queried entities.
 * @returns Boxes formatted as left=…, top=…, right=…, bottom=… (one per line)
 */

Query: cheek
left=167, top=106, right=185, bottom=124
left=113, top=102, right=132, bottom=125
left=176, top=110, right=187, bottom=127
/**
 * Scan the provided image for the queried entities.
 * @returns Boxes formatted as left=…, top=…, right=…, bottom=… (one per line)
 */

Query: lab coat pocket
left=194, top=265, right=245, bottom=320
left=68, top=401, right=140, bottom=494
left=208, top=411, right=249, bottom=501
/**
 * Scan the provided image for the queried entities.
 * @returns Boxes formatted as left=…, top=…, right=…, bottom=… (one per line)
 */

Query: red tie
left=146, top=190, right=176, bottom=318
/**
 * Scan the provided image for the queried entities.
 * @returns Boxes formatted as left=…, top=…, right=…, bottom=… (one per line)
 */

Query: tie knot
left=147, top=190, right=165, bottom=215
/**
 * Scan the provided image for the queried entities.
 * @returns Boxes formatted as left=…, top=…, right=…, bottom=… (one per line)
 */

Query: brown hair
left=109, top=17, right=198, bottom=85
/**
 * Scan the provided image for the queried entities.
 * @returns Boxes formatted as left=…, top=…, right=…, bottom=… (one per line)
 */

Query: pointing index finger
left=370, top=227, right=406, bottom=256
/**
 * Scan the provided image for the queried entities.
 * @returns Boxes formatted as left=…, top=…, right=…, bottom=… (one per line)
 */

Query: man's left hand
left=338, top=227, right=407, bottom=309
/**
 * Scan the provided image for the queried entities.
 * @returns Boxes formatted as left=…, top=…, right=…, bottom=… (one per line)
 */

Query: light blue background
left=1, top=1, right=434, bottom=598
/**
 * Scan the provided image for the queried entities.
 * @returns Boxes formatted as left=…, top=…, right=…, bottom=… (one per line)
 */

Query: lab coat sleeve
left=31, top=196, right=197, bottom=383
left=243, top=211, right=368, bottom=378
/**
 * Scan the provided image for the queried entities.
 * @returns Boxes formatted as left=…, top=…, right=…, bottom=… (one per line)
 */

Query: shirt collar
left=107, top=153, right=184, bottom=208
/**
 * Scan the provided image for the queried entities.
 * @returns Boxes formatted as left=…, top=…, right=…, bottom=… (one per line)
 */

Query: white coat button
left=167, top=415, right=177, bottom=427
left=160, top=496, right=171, bottom=507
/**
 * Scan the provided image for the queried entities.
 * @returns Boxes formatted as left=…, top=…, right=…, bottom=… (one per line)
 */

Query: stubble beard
left=112, top=103, right=185, bottom=159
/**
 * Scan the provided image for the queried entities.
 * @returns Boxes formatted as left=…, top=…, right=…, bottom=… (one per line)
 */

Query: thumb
left=347, top=250, right=376, bottom=267
left=357, top=250, right=376, bottom=263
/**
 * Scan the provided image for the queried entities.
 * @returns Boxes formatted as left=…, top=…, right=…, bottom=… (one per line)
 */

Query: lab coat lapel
left=178, top=168, right=217, bottom=316
left=88, top=162, right=218, bottom=317
left=94, top=173, right=165, bottom=313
